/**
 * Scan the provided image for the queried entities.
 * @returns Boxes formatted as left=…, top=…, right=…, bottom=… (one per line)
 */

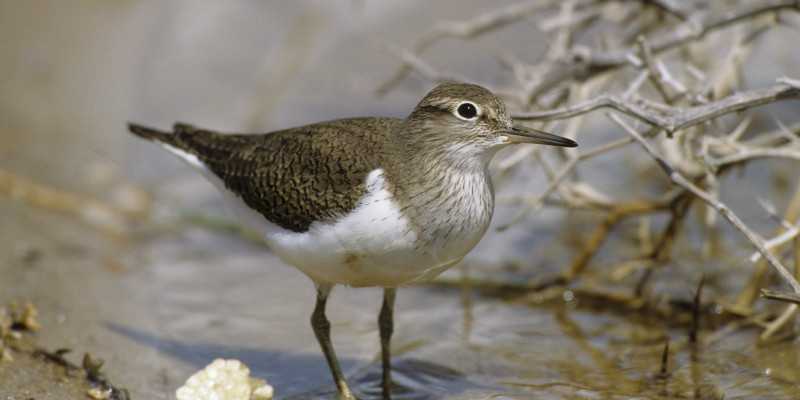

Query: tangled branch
left=380, top=0, right=800, bottom=339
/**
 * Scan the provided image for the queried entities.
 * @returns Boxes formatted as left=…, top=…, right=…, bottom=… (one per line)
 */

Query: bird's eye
left=455, top=102, right=479, bottom=120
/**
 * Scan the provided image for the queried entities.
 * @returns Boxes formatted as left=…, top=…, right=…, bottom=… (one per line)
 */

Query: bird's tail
left=127, top=123, right=180, bottom=146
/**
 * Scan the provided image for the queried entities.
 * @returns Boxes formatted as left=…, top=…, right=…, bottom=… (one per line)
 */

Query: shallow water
left=4, top=195, right=800, bottom=399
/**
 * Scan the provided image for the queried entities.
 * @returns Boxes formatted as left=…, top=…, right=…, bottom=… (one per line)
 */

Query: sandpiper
left=129, top=82, right=576, bottom=399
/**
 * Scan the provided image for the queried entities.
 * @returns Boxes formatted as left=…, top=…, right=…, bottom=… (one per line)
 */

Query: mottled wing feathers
left=128, top=119, right=398, bottom=232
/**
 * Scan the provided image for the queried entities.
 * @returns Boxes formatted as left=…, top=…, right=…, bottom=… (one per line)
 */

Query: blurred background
left=2, top=1, right=800, bottom=399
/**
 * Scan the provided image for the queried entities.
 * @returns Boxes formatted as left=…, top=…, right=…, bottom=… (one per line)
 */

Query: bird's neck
left=383, top=130, right=498, bottom=249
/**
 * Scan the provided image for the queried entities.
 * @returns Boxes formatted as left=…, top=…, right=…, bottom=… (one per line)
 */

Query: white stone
left=175, top=358, right=274, bottom=400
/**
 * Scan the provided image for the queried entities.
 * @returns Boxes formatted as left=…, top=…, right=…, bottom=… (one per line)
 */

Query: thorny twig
left=380, top=0, right=800, bottom=338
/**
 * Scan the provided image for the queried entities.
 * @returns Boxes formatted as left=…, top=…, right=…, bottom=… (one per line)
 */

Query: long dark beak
left=502, top=124, right=577, bottom=147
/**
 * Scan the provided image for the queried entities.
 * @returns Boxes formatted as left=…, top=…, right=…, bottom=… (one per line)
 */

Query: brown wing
left=129, top=118, right=398, bottom=232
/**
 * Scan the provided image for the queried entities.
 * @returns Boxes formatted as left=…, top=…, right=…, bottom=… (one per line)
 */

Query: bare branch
left=377, top=0, right=545, bottom=95
left=762, top=289, right=800, bottom=305
left=611, top=112, right=800, bottom=295
left=561, top=0, right=799, bottom=70
left=515, top=81, right=800, bottom=133
left=375, top=42, right=467, bottom=85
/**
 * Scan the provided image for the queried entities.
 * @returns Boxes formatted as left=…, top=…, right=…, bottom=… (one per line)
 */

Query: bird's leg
left=311, top=284, right=356, bottom=400
left=378, top=287, right=396, bottom=399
